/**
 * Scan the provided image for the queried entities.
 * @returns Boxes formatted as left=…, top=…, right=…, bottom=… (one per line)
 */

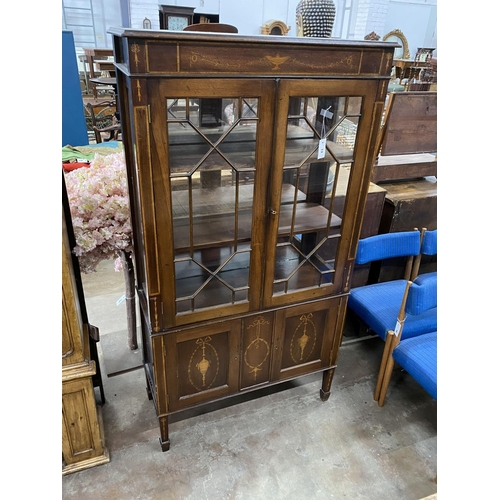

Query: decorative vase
left=296, top=0, right=336, bottom=38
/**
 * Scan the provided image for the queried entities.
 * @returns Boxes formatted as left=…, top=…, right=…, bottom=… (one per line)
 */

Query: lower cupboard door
left=162, top=319, right=242, bottom=412
left=272, top=297, right=341, bottom=381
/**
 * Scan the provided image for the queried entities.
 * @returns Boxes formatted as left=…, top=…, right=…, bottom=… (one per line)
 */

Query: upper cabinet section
left=108, top=28, right=396, bottom=79
left=111, top=29, right=396, bottom=329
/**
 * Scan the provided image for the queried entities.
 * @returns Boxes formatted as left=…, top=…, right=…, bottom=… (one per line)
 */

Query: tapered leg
left=159, top=415, right=170, bottom=452
left=374, top=334, right=394, bottom=401
left=378, top=354, right=396, bottom=407
left=320, top=368, right=335, bottom=401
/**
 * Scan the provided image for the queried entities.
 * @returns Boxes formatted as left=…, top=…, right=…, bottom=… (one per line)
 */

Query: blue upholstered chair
left=348, top=230, right=437, bottom=342
left=376, top=272, right=437, bottom=406
left=411, top=228, right=437, bottom=278
left=421, top=229, right=437, bottom=257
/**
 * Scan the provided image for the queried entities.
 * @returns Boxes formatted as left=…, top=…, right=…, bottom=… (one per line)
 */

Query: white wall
left=384, top=0, right=437, bottom=57
left=129, top=0, right=161, bottom=30
left=87, top=0, right=438, bottom=59
left=221, top=0, right=298, bottom=36
left=353, top=0, right=390, bottom=40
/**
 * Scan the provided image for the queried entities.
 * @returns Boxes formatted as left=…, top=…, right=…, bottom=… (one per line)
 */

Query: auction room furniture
left=376, top=177, right=437, bottom=282
left=85, top=100, right=121, bottom=143
left=110, top=27, right=397, bottom=451
left=159, top=5, right=194, bottom=30
left=347, top=230, right=437, bottom=395
left=406, top=48, right=435, bottom=91
left=392, top=58, right=413, bottom=81
left=83, top=47, right=114, bottom=99
left=62, top=181, right=108, bottom=474
left=348, top=230, right=435, bottom=340
left=375, top=272, right=437, bottom=406
left=372, top=91, right=437, bottom=184
left=183, top=22, right=238, bottom=33
left=383, top=29, right=410, bottom=60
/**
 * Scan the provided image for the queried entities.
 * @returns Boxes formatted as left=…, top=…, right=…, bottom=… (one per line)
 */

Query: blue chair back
left=406, top=272, right=437, bottom=316
left=355, top=231, right=421, bottom=265
left=421, top=229, right=437, bottom=256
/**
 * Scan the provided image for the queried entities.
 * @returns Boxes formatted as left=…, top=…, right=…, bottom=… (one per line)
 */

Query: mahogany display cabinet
left=109, top=28, right=396, bottom=451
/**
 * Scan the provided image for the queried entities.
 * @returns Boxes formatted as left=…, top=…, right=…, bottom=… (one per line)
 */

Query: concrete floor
left=62, top=259, right=437, bottom=500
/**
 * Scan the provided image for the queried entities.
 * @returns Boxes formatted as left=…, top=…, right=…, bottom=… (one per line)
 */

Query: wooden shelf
left=173, top=201, right=340, bottom=252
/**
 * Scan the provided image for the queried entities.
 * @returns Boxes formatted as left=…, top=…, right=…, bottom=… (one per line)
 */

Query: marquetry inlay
left=265, top=55, right=291, bottom=70
left=150, top=297, right=160, bottom=332
left=131, top=43, right=140, bottom=69
left=291, top=313, right=317, bottom=363
left=244, top=316, right=271, bottom=380
left=136, top=80, right=142, bottom=101
left=188, top=336, right=219, bottom=391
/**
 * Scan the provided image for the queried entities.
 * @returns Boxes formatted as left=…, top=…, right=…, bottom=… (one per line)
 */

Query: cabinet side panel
left=134, top=104, right=164, bottom=331
left=62, top=221, right=84, bottom=365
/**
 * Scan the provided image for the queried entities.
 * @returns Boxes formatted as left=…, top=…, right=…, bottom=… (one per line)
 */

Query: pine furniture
left=109, top=28, right=396, bottom=451
left=62, top=183, right=109, bottom=473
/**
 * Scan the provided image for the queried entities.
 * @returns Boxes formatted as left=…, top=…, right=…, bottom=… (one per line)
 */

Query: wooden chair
left=85, top=100, right=121, bottom=143
left=347, top=229, right=437, bottom=394
left=406, top=48, right=436, bottom=91
left=375, top=272, right=437, bottom=406
left=183, top=23, right=238, bottom=33
left=411, top=228, right=437, bottom=281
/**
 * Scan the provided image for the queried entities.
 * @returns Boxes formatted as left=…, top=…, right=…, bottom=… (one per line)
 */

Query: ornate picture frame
left=383, top=29, right=410, bottom=59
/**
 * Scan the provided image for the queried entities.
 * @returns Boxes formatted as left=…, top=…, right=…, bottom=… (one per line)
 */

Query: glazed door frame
left=263, top=78, right=380, bottom=309
left=148, top=78, right=276, bottom=328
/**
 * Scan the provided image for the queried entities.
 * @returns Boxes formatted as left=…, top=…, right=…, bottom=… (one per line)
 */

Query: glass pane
left=167, top=121, right=211, bottom=173
left=273, top=95, right=360, bottom=296
left=168, top=97, right=258, bottom=314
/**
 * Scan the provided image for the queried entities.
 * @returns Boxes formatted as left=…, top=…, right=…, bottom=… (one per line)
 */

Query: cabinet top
left=108, top=27, right=398, bottom=50
left=108, top=28, right=398, bottom=79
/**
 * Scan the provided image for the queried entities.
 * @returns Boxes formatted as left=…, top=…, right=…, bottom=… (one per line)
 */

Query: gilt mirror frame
left=261, top=20, right=291, bottom=36
left=383, top=29, right=410, bottom=59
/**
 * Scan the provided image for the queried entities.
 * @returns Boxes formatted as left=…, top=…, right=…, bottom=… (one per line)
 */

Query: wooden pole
left=120, top=250, right=138, bottom=350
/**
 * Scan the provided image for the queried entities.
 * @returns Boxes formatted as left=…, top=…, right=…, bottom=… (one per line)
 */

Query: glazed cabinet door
left=264, top=79, right=380, bottom=308
left=158, top=319, right=242, bottom=412
left=148, top=79, right=275, bottom=328
left=271, top=297, right=344, bottom=382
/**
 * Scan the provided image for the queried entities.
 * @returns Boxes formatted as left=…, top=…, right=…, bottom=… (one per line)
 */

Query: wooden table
left=393, top=59, right=413, bottom=81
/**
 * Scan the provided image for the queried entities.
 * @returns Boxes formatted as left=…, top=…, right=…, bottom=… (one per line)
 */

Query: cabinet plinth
left=110, top=27, right=396, bottom=450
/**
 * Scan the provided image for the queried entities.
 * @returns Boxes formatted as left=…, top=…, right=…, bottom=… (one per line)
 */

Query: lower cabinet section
left=146, top=295, right=347, bottom=451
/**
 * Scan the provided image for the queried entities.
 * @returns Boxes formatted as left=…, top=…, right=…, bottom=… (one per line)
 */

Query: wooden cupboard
left=62, top=201, right=109, bottom=473
left=109, top=28, right=396, bottom=450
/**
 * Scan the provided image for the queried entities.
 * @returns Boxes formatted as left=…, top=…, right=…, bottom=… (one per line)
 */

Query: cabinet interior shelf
left=172, top=184, right=340, bottom=252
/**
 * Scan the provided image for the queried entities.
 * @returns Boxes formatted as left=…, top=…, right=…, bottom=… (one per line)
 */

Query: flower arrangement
left=64, top=151, right=133, bottom=274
